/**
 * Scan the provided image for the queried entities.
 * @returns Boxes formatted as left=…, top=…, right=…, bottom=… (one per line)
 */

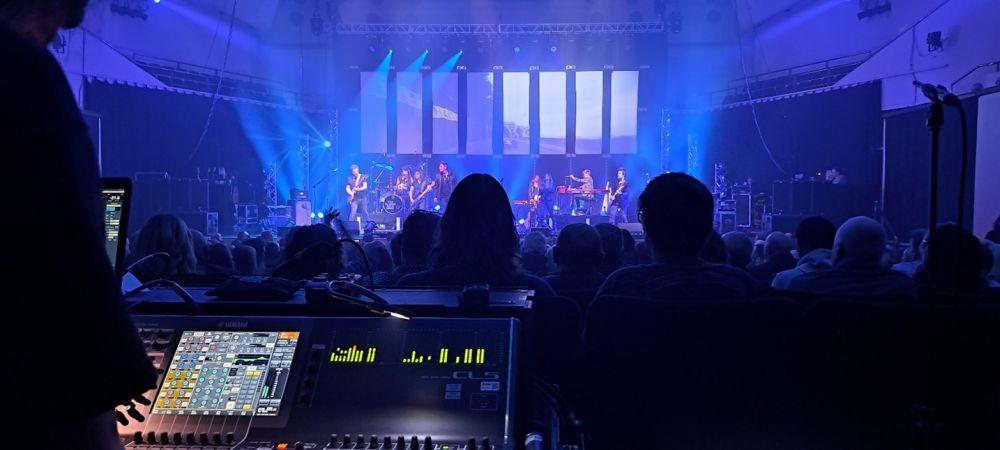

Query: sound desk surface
left=123, top=315, right=519, bottom=450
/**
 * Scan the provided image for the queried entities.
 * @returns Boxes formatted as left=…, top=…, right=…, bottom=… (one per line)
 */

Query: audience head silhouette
left=765, top=232, right=795, bottom=259
left=832, top=216, right=886, bottom=270
left=918, top=223, right=991, bottom=292
left=430, top=174, right=521, bottom=279
left=722, top=231, right=754, bottom=268
left=700, top=229, right=727, bottom=264
left=132, top=214, right=197, bottom=276
left=638, top=173, right=714, bottom=263
left=400, top=210, right=440, bottom=267
left=795, top=216, right=836, bottom=256
left=554, top=223, right=604, bottom=271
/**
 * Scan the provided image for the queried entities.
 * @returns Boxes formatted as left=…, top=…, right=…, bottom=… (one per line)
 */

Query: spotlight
left=518, top=219, right=526, bottom=225
left=434, top=205, right=441, bottom=211
left=424, top=49, right=429, bottom=54
left=310, top=212, right=317, bottom=219
left=323, top=140, right=332, bottom=148
left=553, top=205, right=560, bottom=211
left=550, top=46, right=557, bottom=53
left=317, top=212, right=325, bottom=219
left=513, top=46, right=521, bottom=53
left=926, top=31, right=943, bottom=52
left=153, top=0, right=161, bottom=3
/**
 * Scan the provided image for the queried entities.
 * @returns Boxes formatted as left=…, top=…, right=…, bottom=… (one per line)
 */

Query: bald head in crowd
left=722, top=231, right=754, bottom=269
left=833, top=216, right=886, bottom=270
left=765, top=232, right=795, bottom=259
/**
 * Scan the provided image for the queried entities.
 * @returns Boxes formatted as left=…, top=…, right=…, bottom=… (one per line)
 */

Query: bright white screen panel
left=610, top=71, right=639, bottom=154
left=360, top=72, right=387, bottom=154
left=503, top=72, right=530, bottom=155
left=467, top=72, right=494, bottom=155
left=575, top=71, right=603, bottom=155
left=539, top=72, right=567, bottom=155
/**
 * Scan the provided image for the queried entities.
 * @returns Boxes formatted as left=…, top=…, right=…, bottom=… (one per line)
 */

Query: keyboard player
left=567, top=169, right=595, bottom=215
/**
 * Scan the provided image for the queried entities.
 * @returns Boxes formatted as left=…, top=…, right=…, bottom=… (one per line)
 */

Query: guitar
left=411, top=182, right=434, bottom=204
left=607, top=180, right=624, bottom=205
left=345, top=174, right=368, bottom=202
left=601, top=181, right=612, bottom=215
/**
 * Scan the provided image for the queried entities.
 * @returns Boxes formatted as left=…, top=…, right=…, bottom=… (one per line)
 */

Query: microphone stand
left=924, top=91, right=944, bottom=294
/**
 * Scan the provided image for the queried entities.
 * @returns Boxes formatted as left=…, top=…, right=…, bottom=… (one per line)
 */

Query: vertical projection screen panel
left=503, top=72, right=530, bottom=155
left=466, top=72, right=494, bottom=155
left=539, top=72, right=567, bottom=155
left=432, top=72, right=459, bottom=154
left=396, top=72, right=423, bottom=155
left=360, top=72, right=387, bottom=154
left=610, top=71, right=639, bottom=154
left=575, top=71, right=603, bottom=155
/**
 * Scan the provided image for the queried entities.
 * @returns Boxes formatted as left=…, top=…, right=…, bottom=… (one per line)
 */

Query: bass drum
left=380, top=193, right=405, bottom=215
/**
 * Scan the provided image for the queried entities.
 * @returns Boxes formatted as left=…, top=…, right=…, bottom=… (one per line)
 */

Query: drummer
left=394, top=168, right=413, bottom=214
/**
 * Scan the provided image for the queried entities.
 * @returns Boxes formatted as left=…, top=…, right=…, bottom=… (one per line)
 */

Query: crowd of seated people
left=122, top=171, right=1000, bottom=307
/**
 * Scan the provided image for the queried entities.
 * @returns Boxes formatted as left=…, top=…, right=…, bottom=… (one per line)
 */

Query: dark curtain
left=883, top=95, right=979, bottom=238
left=700, top=81, right=883, bottom=189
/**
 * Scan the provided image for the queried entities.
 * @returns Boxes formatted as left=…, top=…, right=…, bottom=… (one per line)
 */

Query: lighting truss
left=333, top=22, right=665, bottom=36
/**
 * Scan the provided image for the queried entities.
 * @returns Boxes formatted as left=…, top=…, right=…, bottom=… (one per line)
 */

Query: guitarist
left=345, top=164, right=369, bottom=221
left=409, top=169, right=434, bottom=211
left=608, top=167, right=630, bottom=224
left=526, top=175, right=542, bottom=228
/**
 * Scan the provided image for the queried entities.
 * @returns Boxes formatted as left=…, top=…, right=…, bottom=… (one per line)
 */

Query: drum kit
left=367, top=161, right=414, bottom=216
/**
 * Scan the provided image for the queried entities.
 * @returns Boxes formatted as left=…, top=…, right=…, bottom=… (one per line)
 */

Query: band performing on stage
left=340, top=161, right=631, bottom=229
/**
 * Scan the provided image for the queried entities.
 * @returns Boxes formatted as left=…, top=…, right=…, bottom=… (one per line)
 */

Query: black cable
left=337, top=238, right=376, bottom=291
left=124, top=278, right=202, bottom=315
left=186, top=0, right=239, bottom=163
left=731, top=0, right=787, bottom=175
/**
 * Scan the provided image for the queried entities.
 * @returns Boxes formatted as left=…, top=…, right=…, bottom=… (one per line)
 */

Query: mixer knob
left=369, top=435, right=379, bottom=449
left=383, top=436, right=392, bottom=449
left=329, top=434, right=339, bottom=448
left=214, top=432, right=223, bottom=445
left=160, top=432, right=169, bottom=444
left=186, top=432, right=196, bottom=445
left=355, top=434, right=366, bottom=449
left=172, top=432, right=182, bottom=445
left=396, top=436, right=405, bottom=449
left=424, top=436, right=432, bottom=449
left=342, top=434, right=352, bottom=447
left=132, top=431, right=143, bottom=444
left=146, top=431, right=156, bottom=444
left=199, top=432, right=209, bottom=445
left=410, top=436, right=419, bottom=449
left=468, top=438, right=477, bottom=449
left=480, top=438, right=491, bottom=450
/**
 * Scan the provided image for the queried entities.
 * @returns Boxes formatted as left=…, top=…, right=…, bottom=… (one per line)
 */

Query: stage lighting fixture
left=110, top=0, right=149, bottom=20
left=668, top=10, right=683, bottom=34
left=926, top=31, right=943, bottom=52
left=550, top=46, right=557, bottom=53
left=317, top=212, right=325, bottom=219
left=513, top=46, right=521, bottom=53
left=310, top=212, right=317, bottom=219
left=518, top=219, right=526, bottom=225
left=857, top=0, right=891, bottom=20
left=323, top=140, right=332, bottom=148
left=311, top=10, right=324, bottom=36
left=434, top=205, right=441, bottom=211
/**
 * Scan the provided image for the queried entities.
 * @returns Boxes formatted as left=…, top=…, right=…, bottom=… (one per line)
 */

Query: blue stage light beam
left=403, top=50, right=428, bottom=72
